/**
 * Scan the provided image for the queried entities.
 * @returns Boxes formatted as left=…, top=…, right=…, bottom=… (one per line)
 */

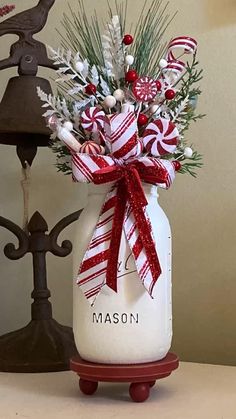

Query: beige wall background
left=0, top=0, right=236, bottom=366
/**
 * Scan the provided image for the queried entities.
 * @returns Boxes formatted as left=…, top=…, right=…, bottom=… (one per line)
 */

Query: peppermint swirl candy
left=81, top=107, right=106, bottom=132
left=80, top=141, right=105, bottom=155
left=143, top=118, right=179, bottom=157
left=133, top=77, right=158, bottom=102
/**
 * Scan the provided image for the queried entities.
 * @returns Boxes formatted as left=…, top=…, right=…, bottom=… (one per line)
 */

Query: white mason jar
left=73, top=183, right=172, bottom=364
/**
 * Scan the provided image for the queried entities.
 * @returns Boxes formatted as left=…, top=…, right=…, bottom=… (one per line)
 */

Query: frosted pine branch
left=99, top=76, right=111, bottom=96
left=47, top=46, right=88, bottom=85
left=102, top=15, right=125, bottom=82
left=37, top=86, right=72, bottom=120
left=172, top=97, right=189, bottom=123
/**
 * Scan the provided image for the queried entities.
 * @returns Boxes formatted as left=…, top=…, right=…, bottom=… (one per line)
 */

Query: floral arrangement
left=38, top=0, right=204, bottom=178
left=37, top=0, right=204, bottom=305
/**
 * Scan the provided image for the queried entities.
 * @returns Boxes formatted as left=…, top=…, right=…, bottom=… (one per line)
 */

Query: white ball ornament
left=113, top=89, right=125, bottom=102
left=104, top=95, right=117, bottom=108
left=159, top=58, right=168, bottom=69
left=184, top=147, right=193, bottom=158
left=75, top=61, right=84, bottom=73
left=63, top=121, right=74, bottom=131
left=125, top=55, right=134, bottom=65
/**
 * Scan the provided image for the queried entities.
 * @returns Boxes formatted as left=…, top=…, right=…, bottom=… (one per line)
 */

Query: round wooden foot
left=129, top=382, right=150, bottom=403
left=71, top=353, right=179, bottom=402
left=79, top=378, right=98, bottom=395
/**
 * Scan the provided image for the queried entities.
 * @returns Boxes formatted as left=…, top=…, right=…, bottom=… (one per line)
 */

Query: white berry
left=184, top=147, right=193, bottom=158
left=75, top=61, right=84, bottom=73
left=104, top=95, right=117, bottom=108
left=125, top=55, right=134, bottom=65
left=113, top=89, right=125, bottom=102
left=159, top=58, right=168, bottom=69
left=63, top=121, right=74, bottom=131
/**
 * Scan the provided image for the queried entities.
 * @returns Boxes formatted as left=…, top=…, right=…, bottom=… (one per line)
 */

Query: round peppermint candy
left=133, top=76, right=158, bottom=102
left=80, top=141, right=105, bottom=155
left=81, top=107, right=106, bottom=133
left=143, top=118, right=179, bottom=156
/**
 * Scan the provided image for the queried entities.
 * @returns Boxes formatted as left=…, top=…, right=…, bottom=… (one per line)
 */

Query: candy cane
left=163, top=36, right=198, bottom=79
left=168, top=36, right=198, bottom=59
left=162, top=59, right=186, bottom=77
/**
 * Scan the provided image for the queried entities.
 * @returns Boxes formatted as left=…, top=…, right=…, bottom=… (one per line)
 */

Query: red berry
left=123, top=34, right=133, bottom=45
left=138, top=114, right=148, bottom=126
left=156, top=80, right=162, bottom=91
left=165, top=89, right=176, bottom=100
left=125, top=70, right=138, bottom=83
left=173, top=160, right=181, bottom=171
left=85, top=83, right=97, bottom=95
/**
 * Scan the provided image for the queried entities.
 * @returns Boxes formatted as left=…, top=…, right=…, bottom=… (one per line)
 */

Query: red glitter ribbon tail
left=105, top=180, right=127, bottom=293
left=125, top=167, right=162, bottom=287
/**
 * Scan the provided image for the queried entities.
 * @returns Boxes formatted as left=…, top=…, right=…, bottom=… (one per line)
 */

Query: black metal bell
left=0, top=75, right=52, bottom=147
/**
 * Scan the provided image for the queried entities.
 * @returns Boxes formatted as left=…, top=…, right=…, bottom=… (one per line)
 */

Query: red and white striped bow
left=72, top=152, right=175, bottom=306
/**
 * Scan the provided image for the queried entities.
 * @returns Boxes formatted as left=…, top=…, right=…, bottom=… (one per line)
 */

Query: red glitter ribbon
left=92, top=161, right=169, bottom=293
left=72, top=144, right=175, bottom=305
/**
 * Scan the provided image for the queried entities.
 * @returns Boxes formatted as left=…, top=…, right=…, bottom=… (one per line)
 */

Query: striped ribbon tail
left=124, top=203, right=157, bottom=296
left=76, top=186, right=118, bottom=306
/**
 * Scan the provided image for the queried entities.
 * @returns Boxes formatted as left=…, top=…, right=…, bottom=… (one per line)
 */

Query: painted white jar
left=73, top=183, right=172, bottom=364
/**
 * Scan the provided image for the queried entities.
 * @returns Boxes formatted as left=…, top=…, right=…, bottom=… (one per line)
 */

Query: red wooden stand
left=70, top=352, right=179, bottom=402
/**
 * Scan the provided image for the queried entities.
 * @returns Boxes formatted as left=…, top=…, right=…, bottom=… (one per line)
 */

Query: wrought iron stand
left=0, top=210, right=81, bottom=372
left=0, top=0, right=80, bottom=372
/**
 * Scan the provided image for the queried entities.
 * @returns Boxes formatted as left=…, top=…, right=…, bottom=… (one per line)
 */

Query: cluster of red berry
left=85, top=33, right=176, bottom=106
left=123, top=34, right=176, bottom=103
left=0, top=4, right=15, bottom=17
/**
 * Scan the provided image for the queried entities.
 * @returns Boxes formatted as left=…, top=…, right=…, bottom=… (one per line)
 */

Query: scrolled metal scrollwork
left=49, top=210, right=83, bottom=257
left=0, top=216, right=29, bottom=260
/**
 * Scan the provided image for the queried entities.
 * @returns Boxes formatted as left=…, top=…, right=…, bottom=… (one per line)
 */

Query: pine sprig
left=168, top=54, right=205, bottom=133
left=51, top=143, right=72, bottom=175
left=177, top=151, right=203, bottom=177
left=131, top=0, right=176, bottom=77
left=59, top=0, right=105, bottom=68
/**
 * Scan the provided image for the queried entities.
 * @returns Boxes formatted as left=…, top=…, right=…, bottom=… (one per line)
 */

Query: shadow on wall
left=206, top=0, right=236, bottom=27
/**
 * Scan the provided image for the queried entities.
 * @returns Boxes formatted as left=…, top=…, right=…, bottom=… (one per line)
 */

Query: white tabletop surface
left=0, top=361, right=235, bottom=419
